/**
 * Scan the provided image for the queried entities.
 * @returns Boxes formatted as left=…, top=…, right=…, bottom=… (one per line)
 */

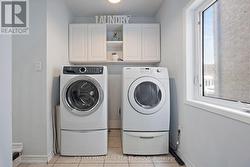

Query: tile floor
left=18, top=130, right=183, bottom=167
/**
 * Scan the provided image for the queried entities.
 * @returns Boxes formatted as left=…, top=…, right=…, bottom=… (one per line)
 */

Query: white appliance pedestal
left=122, top=131, right=169, bottom=155
left=61, top=129, right=107, bottom=156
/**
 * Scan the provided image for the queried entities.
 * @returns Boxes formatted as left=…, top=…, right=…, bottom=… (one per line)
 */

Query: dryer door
left=62, top=76, right=103, bottom=116
left=128, top=77, right=166, bottom=115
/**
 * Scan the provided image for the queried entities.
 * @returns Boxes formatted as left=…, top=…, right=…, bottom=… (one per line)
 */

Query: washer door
left=128, top=77, right=165, bottom=115
left=62, top=76, right=103, bottom=116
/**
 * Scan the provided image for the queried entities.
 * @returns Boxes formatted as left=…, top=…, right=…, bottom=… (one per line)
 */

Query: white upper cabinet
left=88, top=24, right=106, bottom=61
left=123, top=24, right=142, bottom=61
left=123, top=24, right=160, bottom=62
left=69, top=24, right=88, bottom=63
left=69, top=23, right=160, bottom=64
left=69, top=24, right=106, bottom=63
left=142, top=24, right=160, bottom=61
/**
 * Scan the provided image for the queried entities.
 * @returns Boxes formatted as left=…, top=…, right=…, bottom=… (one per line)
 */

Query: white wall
left=12, top=0, right=47, bottom=157
left=157, top=0, right=250, bottom=167
left=156, top=0, right=186, bottom=150
left=47, top=0, right=71, bottom=156
left=0, top=36, right=12, bottom=167
left=13, top=0, right=71, bottom=159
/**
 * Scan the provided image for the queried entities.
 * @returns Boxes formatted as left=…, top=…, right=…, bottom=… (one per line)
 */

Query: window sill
left=185, top=99, right=250, bottom=125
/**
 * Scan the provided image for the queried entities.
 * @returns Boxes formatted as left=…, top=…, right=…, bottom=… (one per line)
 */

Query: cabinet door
left=88, top=24, right=106, bottom=61
left=69, top=24, right=88, bottom=63
left=123, top=24, right=142, bottom=61
left=142, top=24, right=160, bottom=62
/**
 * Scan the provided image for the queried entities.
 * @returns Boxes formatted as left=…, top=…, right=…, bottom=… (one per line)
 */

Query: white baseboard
left=109, top=120, right=121, bottom=129
left=176, top=149, right=196, bottom=167
left=21, top=153, right=53, bottom=164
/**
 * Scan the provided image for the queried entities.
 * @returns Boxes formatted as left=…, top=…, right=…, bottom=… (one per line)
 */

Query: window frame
left=185, top=0, right=250, bottom=124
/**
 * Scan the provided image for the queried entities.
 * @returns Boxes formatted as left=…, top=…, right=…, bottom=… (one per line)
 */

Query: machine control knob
left=79, top=67, right=86, bottom=73
left=157, top=69, right=161, bottom=73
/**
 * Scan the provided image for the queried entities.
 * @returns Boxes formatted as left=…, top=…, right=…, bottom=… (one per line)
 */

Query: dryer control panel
left=63, top=66, right=103, bottom=75
left=123, top=67, right=169, bottom=79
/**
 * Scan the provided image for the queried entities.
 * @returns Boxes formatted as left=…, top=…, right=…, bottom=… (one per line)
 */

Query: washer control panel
left=63, top=66, right=103, bottom=75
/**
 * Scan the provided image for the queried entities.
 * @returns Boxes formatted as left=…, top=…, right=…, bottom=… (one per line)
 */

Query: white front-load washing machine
left=122, top=67, right=170, bottom=155
left=60, top=66, right=107, bottom=156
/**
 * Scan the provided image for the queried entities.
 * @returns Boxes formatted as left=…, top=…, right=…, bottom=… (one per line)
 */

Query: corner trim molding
left=21, top=152, right=54, bottom=164
left=47, top=151, right=54, bottom=163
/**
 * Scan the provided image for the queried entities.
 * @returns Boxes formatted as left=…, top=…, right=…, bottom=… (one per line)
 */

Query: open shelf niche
left=106, top=24, right=124, bottom=62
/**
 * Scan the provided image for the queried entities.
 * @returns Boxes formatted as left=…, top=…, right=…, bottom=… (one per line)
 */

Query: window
left=186, top=0, right=250, bottom=123
left=198, top=0, right=250, bottom=104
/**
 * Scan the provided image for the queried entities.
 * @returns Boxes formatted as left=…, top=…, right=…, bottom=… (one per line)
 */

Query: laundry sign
left=95, top=15, right=130, bottom=24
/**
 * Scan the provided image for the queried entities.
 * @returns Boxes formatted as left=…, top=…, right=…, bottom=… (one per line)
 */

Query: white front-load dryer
left=122, top=67, right=170, bottom=155
left=60, top=66, right=107, bottom=156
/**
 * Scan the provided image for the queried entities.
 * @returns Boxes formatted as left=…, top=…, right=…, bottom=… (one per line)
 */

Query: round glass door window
left=128, top=77, right=166, bottom=115
left=134, top=82, right=162, bottom=109
left=66, top=80, right=100, bottom=112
